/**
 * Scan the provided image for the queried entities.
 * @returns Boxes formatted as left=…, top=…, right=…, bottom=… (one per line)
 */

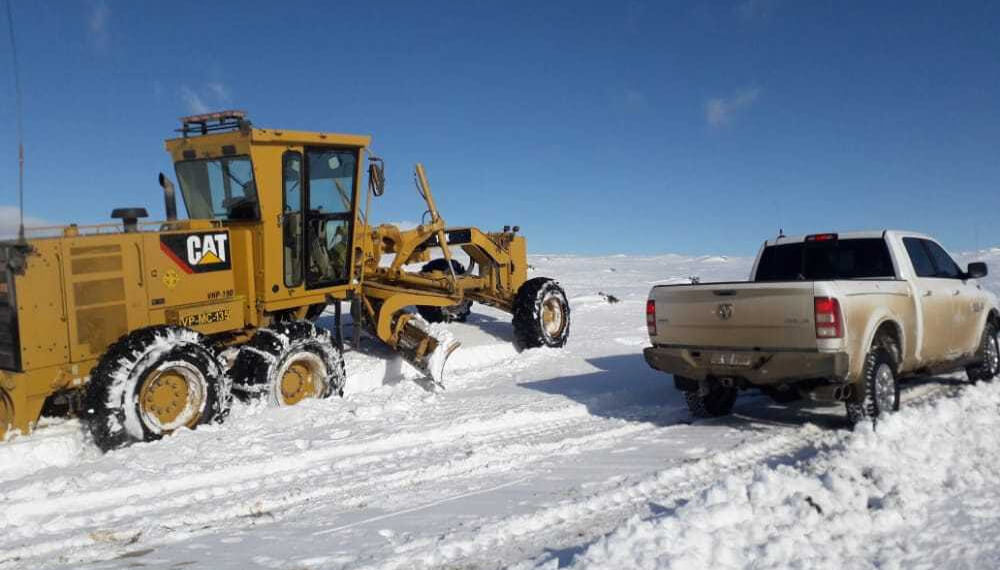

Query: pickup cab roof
left=764, top=230, right=935, bottom=248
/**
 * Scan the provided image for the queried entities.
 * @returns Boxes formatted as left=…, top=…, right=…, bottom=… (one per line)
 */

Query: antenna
left=4, top=0, right=25, bottom=244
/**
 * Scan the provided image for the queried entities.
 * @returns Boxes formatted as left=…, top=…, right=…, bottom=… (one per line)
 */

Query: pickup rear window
left=754, top=238, right=896, bottom=281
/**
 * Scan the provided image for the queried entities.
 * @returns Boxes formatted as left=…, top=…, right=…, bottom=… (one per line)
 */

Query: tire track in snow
left=0, top=401, right=685, bottom=567
left=357, top=379, right=961, bottom=570
left=0, top=344, right=557, bottom=523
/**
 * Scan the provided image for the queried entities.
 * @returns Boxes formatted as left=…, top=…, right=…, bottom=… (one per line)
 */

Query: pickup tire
left=966, top=321, right=999, bottom=383
left=685, top=384, right=738, bottom=418
left=846, top=345, right=899, bottom=427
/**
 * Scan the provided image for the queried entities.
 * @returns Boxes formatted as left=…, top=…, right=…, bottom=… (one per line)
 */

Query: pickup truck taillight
left=814, top=297, right=842, bottom=339
left=646, top=299, right=656, bottom=336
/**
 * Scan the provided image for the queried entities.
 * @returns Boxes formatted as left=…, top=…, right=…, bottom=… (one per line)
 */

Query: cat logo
left=186, top=233, right=229, bottom=266
left=160, top=231, right=232, bottom=274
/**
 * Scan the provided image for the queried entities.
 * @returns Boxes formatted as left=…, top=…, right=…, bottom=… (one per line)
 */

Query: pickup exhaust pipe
left=806, top=384, right=853, bottom=402
left=159, top=172, right=178, bottom=221
left=836, top=384, right=853, bottom=401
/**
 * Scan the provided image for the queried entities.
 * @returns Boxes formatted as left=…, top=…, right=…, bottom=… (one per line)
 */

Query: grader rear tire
left=84, top=326, right=231, bottom=452
left=512, top=277, right=570, bottom=349
left=230, top=320, right=346, bottom=406
left=417, top=259, right=473, bottom=323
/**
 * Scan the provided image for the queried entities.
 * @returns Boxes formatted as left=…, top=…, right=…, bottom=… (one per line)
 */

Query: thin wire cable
left=4, top=0, right=24, bottom=243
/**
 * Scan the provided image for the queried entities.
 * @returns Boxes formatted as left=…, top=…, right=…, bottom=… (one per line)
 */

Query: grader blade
left=395, top=315, right=461, bottom=386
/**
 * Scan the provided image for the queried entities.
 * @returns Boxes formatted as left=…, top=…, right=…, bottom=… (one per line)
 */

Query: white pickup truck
left=643, top=231, right=1000, bottom=425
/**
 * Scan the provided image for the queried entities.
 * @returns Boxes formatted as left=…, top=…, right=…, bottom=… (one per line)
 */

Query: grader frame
left=0, top=111, right=568, bottom=444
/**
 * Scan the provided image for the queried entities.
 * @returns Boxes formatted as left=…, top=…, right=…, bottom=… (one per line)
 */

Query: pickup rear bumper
left=643, top=345, right=850, bottom=386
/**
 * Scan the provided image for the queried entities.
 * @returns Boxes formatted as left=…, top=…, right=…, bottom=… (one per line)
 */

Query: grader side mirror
left=368, top=157, right=385, bottom=197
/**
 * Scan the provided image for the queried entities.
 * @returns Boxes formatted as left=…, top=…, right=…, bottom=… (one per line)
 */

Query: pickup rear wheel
left=846, top=346, right=899, bottom=427
left=684, top=384, right=737, bottom=418
left=966, top=321, right=999, bottom=383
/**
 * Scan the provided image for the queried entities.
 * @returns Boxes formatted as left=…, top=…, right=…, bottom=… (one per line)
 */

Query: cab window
left=903, top=238, right=936, bottom=278
left=923, top=240, right=962, bottom=278
left=307, top=150, right=356, bottom=214
left=175, top=156, right=259, bottom=220
left=754, top=238, right=895, bottom=281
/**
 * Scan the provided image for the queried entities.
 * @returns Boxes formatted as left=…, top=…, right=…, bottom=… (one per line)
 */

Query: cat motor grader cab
left=0, top=111, right=570, bottom=450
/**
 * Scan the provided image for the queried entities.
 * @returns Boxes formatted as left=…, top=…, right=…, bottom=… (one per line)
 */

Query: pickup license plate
left=710, top=352, right=754, bottom=368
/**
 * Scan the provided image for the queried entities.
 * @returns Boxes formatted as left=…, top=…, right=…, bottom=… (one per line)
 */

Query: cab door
left=281, top=150, right=306, bottom=290
left=302, top=148, right=359, bottom=289
left=903, top=237, right=956, bottom=364
left=921, top=239, right=982, bottom=357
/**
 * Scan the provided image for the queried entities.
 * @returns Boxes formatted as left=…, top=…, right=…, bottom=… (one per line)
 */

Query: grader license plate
left=710, top=352, right=754, bottom=367
left=180, top=308, right=231, bottom=327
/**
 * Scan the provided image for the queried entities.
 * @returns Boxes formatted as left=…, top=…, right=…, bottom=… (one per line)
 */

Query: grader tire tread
left=512, top=277, right=570, bottom=349
left=229, top=320, right=346, bottom=405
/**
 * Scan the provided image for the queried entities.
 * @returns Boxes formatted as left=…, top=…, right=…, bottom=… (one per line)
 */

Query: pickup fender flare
left=859, top=311, right=906, bottom=370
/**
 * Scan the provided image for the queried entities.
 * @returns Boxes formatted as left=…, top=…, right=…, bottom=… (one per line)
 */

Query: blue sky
left=0, top=1, right=998, bottom=256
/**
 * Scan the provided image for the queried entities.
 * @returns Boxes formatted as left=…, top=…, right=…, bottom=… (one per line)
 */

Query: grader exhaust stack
left=0, top=112, right=571, bottom=448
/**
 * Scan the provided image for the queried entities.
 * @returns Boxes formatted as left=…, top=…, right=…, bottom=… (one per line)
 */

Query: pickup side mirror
left=966, top=262, right=988, bottom=279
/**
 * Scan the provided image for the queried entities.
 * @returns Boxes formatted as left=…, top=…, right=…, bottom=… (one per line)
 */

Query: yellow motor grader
left=0, top=111, right=570, bottom=450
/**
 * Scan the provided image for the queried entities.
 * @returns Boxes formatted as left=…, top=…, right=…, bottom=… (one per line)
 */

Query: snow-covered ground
left=1, top=247, right=999, bottom=570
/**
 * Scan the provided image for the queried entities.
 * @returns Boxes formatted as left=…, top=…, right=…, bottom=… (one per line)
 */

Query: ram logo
left=160, top=231, right=232, bottom=274
left=716, top=303, right=734, bottom=321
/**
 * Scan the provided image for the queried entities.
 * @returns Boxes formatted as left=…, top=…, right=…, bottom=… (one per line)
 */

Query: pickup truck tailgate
left=650, top=282, right=817, bottom=350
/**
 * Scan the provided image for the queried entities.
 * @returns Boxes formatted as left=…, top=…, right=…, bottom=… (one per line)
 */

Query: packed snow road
left=1, top=250, right=998, bottom=569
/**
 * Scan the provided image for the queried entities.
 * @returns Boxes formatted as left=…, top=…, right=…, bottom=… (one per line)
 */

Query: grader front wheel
left=512, top=277, right=571, bottom=349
